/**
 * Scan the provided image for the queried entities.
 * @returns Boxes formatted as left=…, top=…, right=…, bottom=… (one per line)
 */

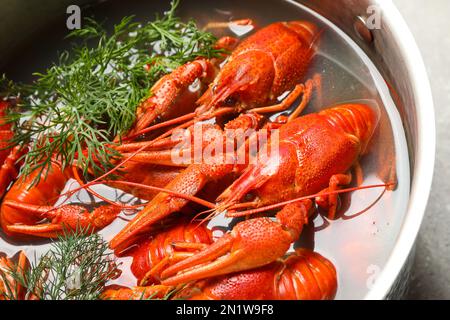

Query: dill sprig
left=3, top=0, right=219, bottom=179
left=5, top=228, right=120, bottom=300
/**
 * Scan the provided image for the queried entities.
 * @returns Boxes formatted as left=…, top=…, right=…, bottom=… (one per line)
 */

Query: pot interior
left=0, top=0, right=418, bottom=299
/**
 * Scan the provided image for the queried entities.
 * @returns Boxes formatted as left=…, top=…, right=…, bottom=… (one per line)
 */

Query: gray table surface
left=393, top=0, right=450, bottom=300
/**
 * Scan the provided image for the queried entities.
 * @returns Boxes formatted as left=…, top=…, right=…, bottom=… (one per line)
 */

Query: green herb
left=142, top=287, right=182, bottom=301
left=6, top=228, right=120, bottom=300
left=3, top=0, right=219, bottom=180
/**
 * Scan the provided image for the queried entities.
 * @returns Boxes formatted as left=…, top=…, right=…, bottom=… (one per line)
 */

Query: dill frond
left=3, top=0, right=220, bottom=181
left=5, top=228, right=120, bottom=300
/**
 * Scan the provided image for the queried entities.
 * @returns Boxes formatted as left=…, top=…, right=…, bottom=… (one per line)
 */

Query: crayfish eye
left=224, top=96, right=237, bottom=106
left=244, top=193, right=255, bottom=202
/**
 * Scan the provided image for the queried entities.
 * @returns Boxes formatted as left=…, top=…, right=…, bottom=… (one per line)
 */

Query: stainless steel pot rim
left=0, top=0, right=435, bottom=300
left=365, top=0, right=435, bottom=300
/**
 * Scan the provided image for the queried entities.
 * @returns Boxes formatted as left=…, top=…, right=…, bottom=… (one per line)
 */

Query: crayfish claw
left=6, top=223, right=64, bottom=238
left=4, top=203, right=121, bottom=239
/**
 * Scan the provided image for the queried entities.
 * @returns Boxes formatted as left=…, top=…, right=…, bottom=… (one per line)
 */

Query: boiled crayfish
left=101, top=248, right=337, bottom=300
left=110, top=103, right=378, bottom=284
left=0, top=17, right=394, bottom=301
left=0, top=162, right=121, bottom=238
left=158, top=103, right=378, bottom=285
left=0, top=251, right=28, bottom=300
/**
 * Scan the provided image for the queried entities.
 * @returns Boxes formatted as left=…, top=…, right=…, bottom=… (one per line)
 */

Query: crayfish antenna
left=123, top=112, right=197, bottom=141
left=226, top=182, right=395, bottom=218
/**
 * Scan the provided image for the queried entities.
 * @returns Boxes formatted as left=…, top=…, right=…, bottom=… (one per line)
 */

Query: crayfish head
left=196, top=50, right=275, bottom=115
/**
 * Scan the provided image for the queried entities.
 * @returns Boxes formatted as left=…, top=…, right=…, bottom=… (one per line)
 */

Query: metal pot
left=0, top=0, right=435, bottom=299
left=296, top=0, right=435, bottom=299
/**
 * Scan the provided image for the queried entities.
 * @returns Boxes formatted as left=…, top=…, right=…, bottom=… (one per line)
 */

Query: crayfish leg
left=288, top=74, right=321, bottom=121
left=246, top=75, right=320, bottom=120
left=315, top=172, right=353, bottom=220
